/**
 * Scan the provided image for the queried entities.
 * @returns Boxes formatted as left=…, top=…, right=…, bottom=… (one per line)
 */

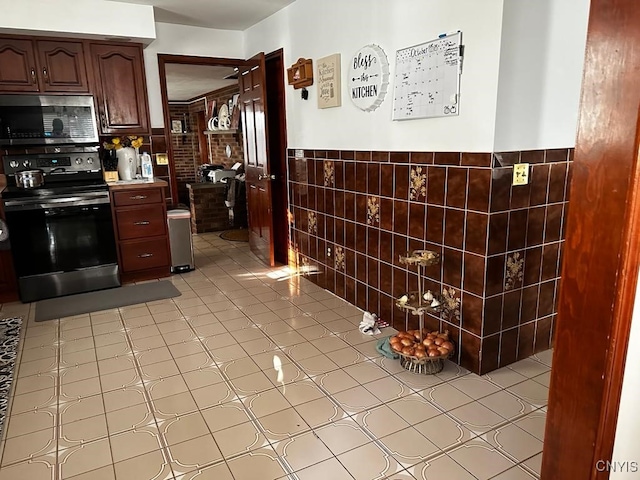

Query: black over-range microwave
left=0, top=94, right=99, bottom=146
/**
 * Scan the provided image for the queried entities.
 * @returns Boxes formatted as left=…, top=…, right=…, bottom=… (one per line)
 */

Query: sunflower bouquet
left=103, top=135, right=145, bottom=150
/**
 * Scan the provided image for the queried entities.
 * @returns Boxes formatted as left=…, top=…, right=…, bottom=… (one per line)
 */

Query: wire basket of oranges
left=389, top=330, right=454, bottom=374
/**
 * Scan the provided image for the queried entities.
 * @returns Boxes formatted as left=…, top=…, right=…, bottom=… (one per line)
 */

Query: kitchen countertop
left=108, top=178, right=168, bottom=190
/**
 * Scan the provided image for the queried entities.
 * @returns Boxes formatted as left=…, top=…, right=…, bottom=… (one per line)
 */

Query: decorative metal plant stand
left=395, top=250, right=452, bottom=374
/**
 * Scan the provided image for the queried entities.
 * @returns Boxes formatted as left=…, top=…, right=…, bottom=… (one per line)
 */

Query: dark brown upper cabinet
left=89, top=43, right=150, bottom=135
left=36, top=40, right=90, bottom=93
left=0, top=37, right=40, bottom=92
left=0, top=37, right=89, bottom=93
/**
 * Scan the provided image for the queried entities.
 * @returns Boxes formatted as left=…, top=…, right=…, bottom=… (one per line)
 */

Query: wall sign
left=392, top=32, right=463, bottom=120
left=348, top=44, right=389, bottom=112
left=317, top=53, right=341, bottom=109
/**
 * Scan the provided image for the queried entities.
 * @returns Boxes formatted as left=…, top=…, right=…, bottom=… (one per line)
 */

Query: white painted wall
left=0, top=0, right=155, bottom=42
left=244, top=0, right=505, bottom=152
left=611, top=272, right=640, bottom=478
left=144, top=22, right=245, bottom=128
left=493, top=0, right=589, bottom=151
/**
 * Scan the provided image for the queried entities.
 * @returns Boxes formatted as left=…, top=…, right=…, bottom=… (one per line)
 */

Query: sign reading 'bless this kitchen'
left=348, top=44, right=390, bottom=112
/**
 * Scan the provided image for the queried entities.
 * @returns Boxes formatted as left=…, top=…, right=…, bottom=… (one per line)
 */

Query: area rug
left=220, top=229, right=249, bottom=242
left=34, top=281, right=181, bottom=322
left=0, top=317, right=22, bottom=440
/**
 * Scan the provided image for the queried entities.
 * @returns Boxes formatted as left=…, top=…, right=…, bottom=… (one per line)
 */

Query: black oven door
left=4, top=192, right=120, bottom=302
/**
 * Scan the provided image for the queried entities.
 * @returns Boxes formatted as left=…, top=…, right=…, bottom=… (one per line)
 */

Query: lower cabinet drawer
left=120, top=238, right=169, bottom=273
left=116, top=206, right=166, bottom=240
left=113, top=188, right=163, bottom=207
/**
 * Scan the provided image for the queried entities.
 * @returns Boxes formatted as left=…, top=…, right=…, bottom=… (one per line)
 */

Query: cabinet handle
left=138, top=253, right=154, bottom=258
left=134, top=221, right=150, bottom=225
left=42, top=68, right=49, bottom=83
left=100, top=114, right=107, bottom=130
left=130, top=195, right=147, bottom=200
left=30, top=68, right=37, bottom=84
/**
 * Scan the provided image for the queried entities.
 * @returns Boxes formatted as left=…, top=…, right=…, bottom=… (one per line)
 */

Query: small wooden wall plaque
left=287, top=58, right=313, bottom=89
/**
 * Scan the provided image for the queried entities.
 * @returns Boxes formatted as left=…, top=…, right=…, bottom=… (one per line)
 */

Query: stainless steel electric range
left=2, top=145, right=120, bottom=302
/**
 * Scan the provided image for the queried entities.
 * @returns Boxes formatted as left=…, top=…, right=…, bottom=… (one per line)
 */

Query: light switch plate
left=513, top=163, right=530, bottom=186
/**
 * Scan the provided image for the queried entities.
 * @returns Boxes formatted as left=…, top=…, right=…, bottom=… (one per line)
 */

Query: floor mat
left=219, top=229, right=249, bottom=242
left=34, top=281, right=181, bottom=322
left=0, top=317, right=22, bottom=440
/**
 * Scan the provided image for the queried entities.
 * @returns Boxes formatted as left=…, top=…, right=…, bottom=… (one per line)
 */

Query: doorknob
left=258, top=174, right=276, bottom=181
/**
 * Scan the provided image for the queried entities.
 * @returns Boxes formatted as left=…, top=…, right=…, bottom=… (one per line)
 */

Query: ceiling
left=165, top=64, right=238, bottom=101
left=110, top=0, right=296, bottom=30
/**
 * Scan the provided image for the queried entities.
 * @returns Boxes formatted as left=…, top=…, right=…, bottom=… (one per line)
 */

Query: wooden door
left=239, top=53, right=275, bottom=266
left=265, top=50, right=289, bottom=265
left=90, top=43, right=150, bottom=135
left=0, top=37, right=39, bottom=92
left=36, top=40, right=89, bottom=93
left=541, top=0, right=640, bottom=478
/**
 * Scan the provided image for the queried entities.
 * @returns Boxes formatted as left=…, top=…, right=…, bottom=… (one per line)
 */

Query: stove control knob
left=75, top=157, right=83, bottom=165
left=9, top=161, right=19, bottom=169
left=22, top=160, right=31, bottom=168
left=86, top=157, right=94, bottom=165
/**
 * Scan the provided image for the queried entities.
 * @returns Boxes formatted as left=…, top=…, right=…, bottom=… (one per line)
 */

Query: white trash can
left=167, top=209, right=194, bottom=273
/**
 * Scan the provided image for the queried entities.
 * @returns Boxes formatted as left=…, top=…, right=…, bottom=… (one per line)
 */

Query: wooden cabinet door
left=0, top=37, right=39, bottom=92
left=90, top=43, right=150, bottom=135
left=36, top=40, right=89, bottom=93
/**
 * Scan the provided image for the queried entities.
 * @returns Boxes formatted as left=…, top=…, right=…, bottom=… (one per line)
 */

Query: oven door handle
left=4, top=195, right=110, bottom=211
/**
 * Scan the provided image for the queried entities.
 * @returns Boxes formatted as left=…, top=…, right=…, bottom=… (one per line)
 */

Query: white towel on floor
left=358, top=311, right=381, bottom=335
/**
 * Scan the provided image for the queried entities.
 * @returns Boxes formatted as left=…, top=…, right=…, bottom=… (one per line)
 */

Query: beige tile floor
left=0, top=233, right=550, bottom=480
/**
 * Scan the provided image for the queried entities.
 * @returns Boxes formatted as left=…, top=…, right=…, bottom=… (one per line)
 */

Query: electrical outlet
left=327, top=247, right=332, bottom=258
left=513, top=163, right=530, bottom=186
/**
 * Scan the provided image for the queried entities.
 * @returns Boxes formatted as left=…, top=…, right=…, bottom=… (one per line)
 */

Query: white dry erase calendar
left=392, top=32, right=463, bottom=120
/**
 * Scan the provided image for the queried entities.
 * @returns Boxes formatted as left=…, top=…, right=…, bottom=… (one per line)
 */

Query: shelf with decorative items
left=390, top=249, right=455, bottom=374
left=286, top=58, right=313, bottom=89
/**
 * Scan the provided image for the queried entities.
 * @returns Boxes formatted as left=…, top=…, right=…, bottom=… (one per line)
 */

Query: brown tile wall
left=287, top=148, right=572, bottom=374
left=484, top=149, right=572, bottom=373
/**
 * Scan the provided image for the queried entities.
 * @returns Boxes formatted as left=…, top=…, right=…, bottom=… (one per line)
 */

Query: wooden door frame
left=541, top=0, right=640, bottom=478
left=157, top=54, right=245, bottom=207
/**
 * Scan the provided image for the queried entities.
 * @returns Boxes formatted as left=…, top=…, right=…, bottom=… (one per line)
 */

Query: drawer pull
left=130, top=195, right=148, bottom=200
left=134, top=221, right=150, bottom=226
left=138, top=253, right=154, bottom=258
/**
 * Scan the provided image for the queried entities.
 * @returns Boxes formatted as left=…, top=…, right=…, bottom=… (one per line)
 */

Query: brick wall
left=168, top=85, right=245, bottom=206
left=168, top=105, right=197, bottom=205
left=188, top=84, right=244, bottom=169
left=188, top=183, right=230, bottom=233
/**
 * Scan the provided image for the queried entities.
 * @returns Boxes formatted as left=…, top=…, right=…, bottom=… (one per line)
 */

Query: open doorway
left=157, top=53, right=289, bottom=266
